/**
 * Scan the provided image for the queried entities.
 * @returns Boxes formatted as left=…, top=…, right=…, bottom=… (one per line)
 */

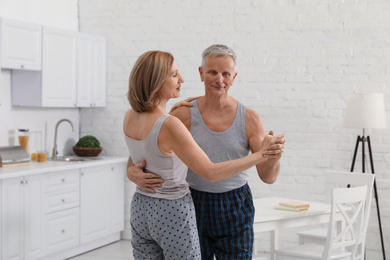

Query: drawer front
left=44, top=207, right=80, bottom=254
left=45, top=189, right=79, bottom=213
left=45, top=170, right=79, bottom=193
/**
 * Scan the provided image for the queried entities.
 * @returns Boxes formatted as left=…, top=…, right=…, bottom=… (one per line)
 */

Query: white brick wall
left=79, top=1, right=390, bottom=258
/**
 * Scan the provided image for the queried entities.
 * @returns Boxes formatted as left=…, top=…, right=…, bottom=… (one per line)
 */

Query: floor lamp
left=344, top=92, right=387, bottom=260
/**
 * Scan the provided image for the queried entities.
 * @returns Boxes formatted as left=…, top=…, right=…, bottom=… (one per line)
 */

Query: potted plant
left=73, top=135, right=102, bottom=157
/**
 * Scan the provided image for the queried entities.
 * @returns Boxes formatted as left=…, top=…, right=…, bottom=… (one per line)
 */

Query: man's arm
left=246, top=108, right=285, bottom=184
left=127, top=157, right=163, bottom=193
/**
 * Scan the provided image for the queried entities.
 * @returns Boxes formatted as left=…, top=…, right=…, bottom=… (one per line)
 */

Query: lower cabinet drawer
left=44, top=207, right=80, bottom=254
left=44, top=170, right=80, bottom=193
left=45, top=190, right=79, bottom=213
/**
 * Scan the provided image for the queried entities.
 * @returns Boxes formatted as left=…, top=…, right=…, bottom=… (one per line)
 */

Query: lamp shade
left=343, top=92, right=386, bottom=129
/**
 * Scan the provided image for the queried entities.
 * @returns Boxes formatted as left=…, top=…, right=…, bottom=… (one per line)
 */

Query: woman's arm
left=164, top=116, right=284, bottom=182
left=168, top=96, right=201, bottom=113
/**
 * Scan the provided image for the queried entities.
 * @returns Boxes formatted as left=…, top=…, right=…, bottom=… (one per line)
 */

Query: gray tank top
left=186, top=100, right=250, bottom=193
left=125, top=114, right=190, bottom=200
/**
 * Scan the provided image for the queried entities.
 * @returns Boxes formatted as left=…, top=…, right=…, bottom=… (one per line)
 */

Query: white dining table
left=253, top=197, right=341, bottom=260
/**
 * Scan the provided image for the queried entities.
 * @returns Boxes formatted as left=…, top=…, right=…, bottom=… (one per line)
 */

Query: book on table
left=279, top=201, right=310, bottom=209
left=274, top=201, right=310, bottom=212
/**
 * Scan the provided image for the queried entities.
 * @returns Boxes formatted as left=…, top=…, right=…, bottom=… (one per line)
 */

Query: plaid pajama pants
left=190, top=184, right=255, bottom=260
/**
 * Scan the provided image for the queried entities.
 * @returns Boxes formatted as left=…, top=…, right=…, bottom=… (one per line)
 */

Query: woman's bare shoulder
left=164, top=114, right=185, bottom=128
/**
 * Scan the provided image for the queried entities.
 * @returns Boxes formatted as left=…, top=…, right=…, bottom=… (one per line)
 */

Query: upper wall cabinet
left=42, top=27, right=78, bottom=107
left=3, top=17, right=107, bottom=108
left=12, top=27, right=78, bottom=107
left=0, top=18, right=42, bottom=71
left=77, top=33, right=106, bottom=107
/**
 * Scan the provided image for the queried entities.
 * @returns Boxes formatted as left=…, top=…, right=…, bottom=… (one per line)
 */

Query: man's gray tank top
left=186, top=100, right=250, bottom=193
left=125, top=114, right=190, bottom=200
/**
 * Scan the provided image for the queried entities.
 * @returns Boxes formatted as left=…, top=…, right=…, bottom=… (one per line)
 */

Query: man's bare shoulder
left=245, top=107, right=262, bottom=123
left=245, top=107, right=265, bottom=137
left=170, top=106, right=191, bottom=129
left=170, top=105, right=190, bottom=119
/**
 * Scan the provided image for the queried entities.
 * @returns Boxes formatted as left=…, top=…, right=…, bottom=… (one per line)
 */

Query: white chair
left=297, top=171, right=375, bottom=253
left=275, top=184, right=370, bottom=260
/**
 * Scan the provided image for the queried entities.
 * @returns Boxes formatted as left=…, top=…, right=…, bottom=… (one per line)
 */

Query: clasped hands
left=261, top=131, right=285, bottom=159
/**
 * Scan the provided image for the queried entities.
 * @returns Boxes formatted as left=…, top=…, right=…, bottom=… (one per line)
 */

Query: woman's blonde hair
left=127, top=51, right=174, bottom=112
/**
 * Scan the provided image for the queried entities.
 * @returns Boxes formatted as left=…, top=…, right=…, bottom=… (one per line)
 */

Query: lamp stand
left=350, top=132, right=386, bottom=260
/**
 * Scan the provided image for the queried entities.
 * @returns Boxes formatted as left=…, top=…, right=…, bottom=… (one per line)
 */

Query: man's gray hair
left=201, top=44, right=237, bottom=68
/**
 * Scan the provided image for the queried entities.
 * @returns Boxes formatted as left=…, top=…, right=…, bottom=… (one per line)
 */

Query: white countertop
left=0, top=156, right=128, bottom=180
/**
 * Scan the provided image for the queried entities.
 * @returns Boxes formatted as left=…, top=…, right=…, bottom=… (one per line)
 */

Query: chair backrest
left=323, top=185, right=368, bottom=260
left=323, top=171, right=375, bottom=260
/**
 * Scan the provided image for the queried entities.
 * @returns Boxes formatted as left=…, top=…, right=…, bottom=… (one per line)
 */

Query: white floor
left=68, top=240, right=269, bottom=260
left=68, top=240, right=133, bottom=260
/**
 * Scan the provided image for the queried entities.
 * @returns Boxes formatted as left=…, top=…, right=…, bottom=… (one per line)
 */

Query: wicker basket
left=72, top=147, right=102, bottom=157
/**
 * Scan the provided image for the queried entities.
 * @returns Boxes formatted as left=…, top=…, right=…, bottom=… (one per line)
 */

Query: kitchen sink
left=52, top=156, right=102, bottom=162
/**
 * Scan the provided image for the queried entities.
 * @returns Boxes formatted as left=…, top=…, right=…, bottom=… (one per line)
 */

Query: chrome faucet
left=52, top=119, right=75, bottom=160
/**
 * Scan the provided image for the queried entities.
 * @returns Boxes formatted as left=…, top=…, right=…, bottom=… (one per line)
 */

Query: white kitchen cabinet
left=41, top=27, right=78, bottom=107
left=43, top=169, right=80, bottom=254
left=44, top=207, right=80, bottom=255
left=80, top=163, right=125, bottom=244
left=1, top=174, right=44, bottom=260
left=0, top=158, right=126, bottom=260
left=5, top=17, right=107, bottom=108
left=44, top=169, right=80, bottom=213
left=77, top=33, right=106, bottom=107
left=0, top=182, right=2, bottom=258
left=11, top=26, right=78, bottom=107
left=0, top=18, right=42, bottom=70
left=110, top=163, right=125, bottom=232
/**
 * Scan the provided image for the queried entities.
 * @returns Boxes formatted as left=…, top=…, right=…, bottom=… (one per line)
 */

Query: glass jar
left=30, top=130, right=43, bottom=161
left=18, top=129, right=30, bottom=152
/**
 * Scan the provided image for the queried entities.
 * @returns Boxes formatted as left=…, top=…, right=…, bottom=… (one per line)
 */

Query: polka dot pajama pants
left=130, top=192, right=201, bottom=259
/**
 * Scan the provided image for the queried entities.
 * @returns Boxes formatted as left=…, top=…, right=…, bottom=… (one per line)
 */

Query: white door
left=0, top=18, right=42, bottom=70
left=1, top=177, right=25, bottom=260
left=109, top=163, right=125, bottom=233
left=77, top=33, right=106, bottom=107
left=80, top=165, right=111, bottom=244
left=1, top=175, right=44, bottom=260
left=0, top=181, right=2, bottom=257
left=24, top=175, right=44, bottom=260
left=77, top=34, right=92, bottom=107
left=44, top=208, right=79, bottom=254
left=90, top=36, right=107, bottom=107
left=41, top=26, right=77, bottom=107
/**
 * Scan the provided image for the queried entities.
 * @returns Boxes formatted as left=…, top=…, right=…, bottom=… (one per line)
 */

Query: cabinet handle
left=62, top=199, right=65, bottom=203
left=20, top=180, right=25, bottom=184
left=21, top=65, right=24, bottom=69
left=61, top=229, right=65, bottom=234
left=111, top=167, right=114, bottom=171
left=62, top=178, right=66, bottom=183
